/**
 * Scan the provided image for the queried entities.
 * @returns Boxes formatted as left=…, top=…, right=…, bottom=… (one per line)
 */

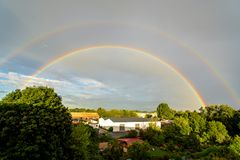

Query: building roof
left=71, top=112, right=99, bottom=119
left=104, top=117, right=152, bottom=122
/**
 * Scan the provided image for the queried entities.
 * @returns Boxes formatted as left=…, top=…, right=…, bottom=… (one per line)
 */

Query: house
left=98, top=117, right=161, bottom=132
left=71, top=112, right=99, bottom=125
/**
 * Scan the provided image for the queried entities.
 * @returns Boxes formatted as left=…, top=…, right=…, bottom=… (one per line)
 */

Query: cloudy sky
left=0, top=0, right=239, bottom=110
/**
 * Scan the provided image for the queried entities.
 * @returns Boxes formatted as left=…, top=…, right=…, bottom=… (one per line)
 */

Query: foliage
left=0, top=100, right=72, bottom=159
left=148, top=149, right=169, bottom=159
left=173, top=116, right=192, bottom=136
left=188, top=111, right=207, bottom=134
left=108, top=127, right=113, bottom=132
left=69, top=124, right=101, bottom=160
left=204, top=105, right=235, bottom=121
left=127, top=142, right=152, bottom=160
left=1, top=89, right=22, bottom=102
left=2, top=86, right=63, bottom=107
left=229, top=135, right=240, bottom=157
left=232, top=111, right=240, bottom=135
left=140, top=127, right=164, bottom=146
left=97, top=107, right=138, bottom=118
left=69, top=108, right=96, bottom=112
left=102, top=140, right=125, bottom=160
left=70, top=125, right=91, bottom=160
left=191, top=145, right=230, bottom=159
left=156, top=103, right=175, bottom=120
left=203, top=105, right=236, bottom=136
left=124, top=130, right=138, bottom=138
left=145, top=114, right=152, bottom=118
left=204, top=121, right=230, bottom=144
left=99, top=133, right=114, bottom=142
left=1, top=87, right=239, bottom=159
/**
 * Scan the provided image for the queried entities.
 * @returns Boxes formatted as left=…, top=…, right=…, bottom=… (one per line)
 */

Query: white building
left=99, top=117, right=161, bottom=132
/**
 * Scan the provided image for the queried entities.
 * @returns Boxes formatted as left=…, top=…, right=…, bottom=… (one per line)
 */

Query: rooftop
left=71, top=112, right=99, bottom=119
left=104, top=117, right=152, bottom=122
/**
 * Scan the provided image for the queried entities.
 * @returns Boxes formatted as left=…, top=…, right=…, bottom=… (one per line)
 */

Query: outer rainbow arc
left=5, top=22, right=239, bottom=105
left=24, top=45, right=206, bottom=107
left=140, top=24, right=240, bottom=106
left=162, top=33, right=240, bottom=106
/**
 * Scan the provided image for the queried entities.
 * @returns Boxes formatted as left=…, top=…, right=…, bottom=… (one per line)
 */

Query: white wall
left=99, top=118, right=161, bottom=132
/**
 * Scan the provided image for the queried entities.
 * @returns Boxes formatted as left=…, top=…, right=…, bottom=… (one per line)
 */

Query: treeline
left=1, top=86, right=240, bottom=159
left=136, top=103, right=240, bottom=159
left=69, top=108, right=96, bottom=112
left=69, top=107, right=138, bottom=118
left=96, top=108, right=138, bottom=118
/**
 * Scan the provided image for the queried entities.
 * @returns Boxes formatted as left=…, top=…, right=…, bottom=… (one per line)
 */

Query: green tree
left=204, top=105, right=236, bottom=136
left=232, top=111, right=240, bottom=135
left=69, top=108, right=96, bottom=112
left=97, top=108, right=138, bottom=118
left=139, top=127, right=163, bottom=146
left=1, top=89, right=22, bottom=102
left=2, top=86, right=63, bottom=107
left=0, top=87, right=72, bottom=160
left=102, top=140, right=125, bottom=160
left=128, top=142, right=151, bottom=160
left=156, top=103, right=175, bottom=120
left=188, top=111, right=206, bottom=134
left=204, top=105, right=235, bottom=121
left=70, top=124, right=101, bottom=160
left=204, top=121, right=229, bottom=144
left=145, top=114, right=152, bottom=118
left=97, top=107, right=108, bottom=117
left=70, top=125, right=91, bottom=160
left=174, top=116, right=192, bottom=136
left=229, top=135, right=240, bottom=158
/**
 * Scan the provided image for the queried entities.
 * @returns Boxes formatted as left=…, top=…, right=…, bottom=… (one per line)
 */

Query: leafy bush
left=127, top=142, right=152, bottom=160
left=229, top=135, right=240, bottom=158
left=102, top=140, right=125, bottom=160
left=124, top=130, right=138, bottom=138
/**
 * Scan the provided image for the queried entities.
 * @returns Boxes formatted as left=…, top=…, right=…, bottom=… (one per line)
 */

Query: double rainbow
left=2, top=22, right=238, bottom=106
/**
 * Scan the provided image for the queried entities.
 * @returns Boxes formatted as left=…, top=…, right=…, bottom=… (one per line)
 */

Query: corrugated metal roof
left=104, top=117, right=152, bottom=122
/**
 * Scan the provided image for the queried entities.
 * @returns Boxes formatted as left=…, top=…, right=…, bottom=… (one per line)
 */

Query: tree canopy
left=97, top=107, right=138, bottom=118
left=2, top=86, right=63, bottom=107
left=156, top=103, right=175, bottom=120
left=0, top=86, right=72, bottom=160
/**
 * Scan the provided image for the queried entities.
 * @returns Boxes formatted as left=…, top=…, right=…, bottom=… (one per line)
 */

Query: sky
left=0, top=0, right=239, bottom=110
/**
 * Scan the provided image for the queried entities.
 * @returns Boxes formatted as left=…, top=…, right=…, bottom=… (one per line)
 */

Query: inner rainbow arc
left=24, top=45, right=206, bottom=107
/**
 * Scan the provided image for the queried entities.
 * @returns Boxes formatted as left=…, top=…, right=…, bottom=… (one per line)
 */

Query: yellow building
left=71, top=112, right=100, bottom=120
